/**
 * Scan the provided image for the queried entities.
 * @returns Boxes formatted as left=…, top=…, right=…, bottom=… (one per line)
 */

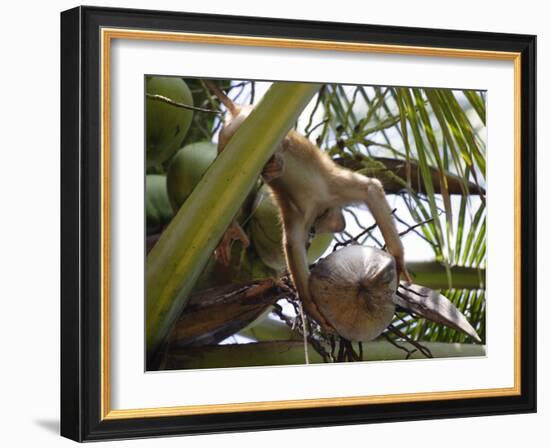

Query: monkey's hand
left=261, top=153, right=284, bottom=183
left=214, top=221, right=250, bottom=266
left=302, top=298, right=337, bottom=334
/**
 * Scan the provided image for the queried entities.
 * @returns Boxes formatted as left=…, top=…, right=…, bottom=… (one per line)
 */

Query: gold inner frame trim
left=100, top=27, right=522, bottom=420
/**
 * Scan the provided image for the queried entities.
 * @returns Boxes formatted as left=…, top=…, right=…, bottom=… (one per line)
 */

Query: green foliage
left=145, top=82, right=320, bottom=360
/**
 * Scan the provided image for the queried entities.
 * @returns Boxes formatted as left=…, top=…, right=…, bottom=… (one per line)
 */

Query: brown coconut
left=309, top=245, right=397, bottom=341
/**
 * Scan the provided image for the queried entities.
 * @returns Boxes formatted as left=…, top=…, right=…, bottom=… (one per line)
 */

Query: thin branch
left=387, top=325, right=433, bottom=358
left=343, top=208, right=370, bottom=231
left=297, top=301, right=310, bottom=365
left=382, top=217, right=435, bottom=250
left=146, top=93, right=223, bottom=114
left=249, top=81, right=256, bottom=104
left=383, top=333, right=416, bottom=358
left=272, top=301, right=332, bottom=363
left=305, top=119, right=330, bottom=139
left=399, top=217, right=434, bottom=238
left=332, top=222, right=378, bottom=251
left=393, top=212, right=435, bottom=246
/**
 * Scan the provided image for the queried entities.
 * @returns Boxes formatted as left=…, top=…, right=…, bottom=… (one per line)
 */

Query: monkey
left=206, top=81, right=411, bottom=331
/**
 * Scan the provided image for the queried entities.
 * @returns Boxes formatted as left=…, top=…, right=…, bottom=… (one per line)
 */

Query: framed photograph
left=60, top=6, right=536, bottom=441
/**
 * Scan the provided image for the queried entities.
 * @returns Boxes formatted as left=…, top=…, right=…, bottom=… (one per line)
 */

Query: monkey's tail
left=204, top=80, right=240, bottom=116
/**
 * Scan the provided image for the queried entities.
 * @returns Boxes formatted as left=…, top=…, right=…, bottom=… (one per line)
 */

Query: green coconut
left=249, top=186, right=332, bottom=272
left=166, top=141, right=218, bottom=211
left=146, top=76, right=194, bottom=168
left=145, top=174, right=173, bottom=234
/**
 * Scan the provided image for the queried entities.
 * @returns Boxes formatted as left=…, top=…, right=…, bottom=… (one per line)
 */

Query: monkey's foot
left=395, top=256, right=412, bottom=285
left=214, top=221, right=250, bottom=266
left=261, top=153, right=284, bottom=183
left=302, top=299, right=337, bottom=334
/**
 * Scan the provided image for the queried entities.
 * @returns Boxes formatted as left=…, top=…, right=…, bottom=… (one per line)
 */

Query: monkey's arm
left=333, top=171, right=411, bottom=282
left=363, top=180, right=411, bottom=283
left=213, top=155, right=284, bottom=266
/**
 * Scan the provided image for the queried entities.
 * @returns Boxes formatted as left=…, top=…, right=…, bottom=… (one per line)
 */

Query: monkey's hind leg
left=282, top=209, right=336, bottom=332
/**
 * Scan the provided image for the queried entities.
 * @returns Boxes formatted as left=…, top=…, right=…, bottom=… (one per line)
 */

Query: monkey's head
left=218, top=105, right=254, bottom=152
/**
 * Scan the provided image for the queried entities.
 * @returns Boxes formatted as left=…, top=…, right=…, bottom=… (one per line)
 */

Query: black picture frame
left=61, top=5, right=536, bottom=442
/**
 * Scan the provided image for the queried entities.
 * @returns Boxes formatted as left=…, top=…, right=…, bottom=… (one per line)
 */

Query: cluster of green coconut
left=145, top=76, right=332, bottom=288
